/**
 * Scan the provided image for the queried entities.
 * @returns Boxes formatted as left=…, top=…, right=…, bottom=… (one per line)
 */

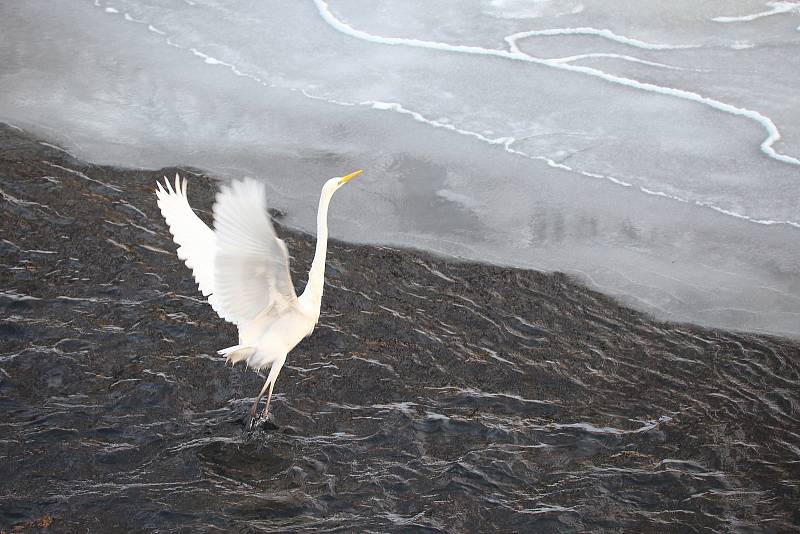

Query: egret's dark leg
left=258, top=359, right=285, bottom=420
left=263, top=380, right=277, bottom=418
left=260, top=357, right=286, bottom=426
left=245, top=359, right=286, bottom=430
left=247, top=375, right=273, bottom=430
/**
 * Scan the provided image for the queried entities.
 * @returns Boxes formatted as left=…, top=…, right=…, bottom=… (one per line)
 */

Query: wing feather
left=155, top=175, right=216, bottom=297
left=211, top=178, right=297, bottom=327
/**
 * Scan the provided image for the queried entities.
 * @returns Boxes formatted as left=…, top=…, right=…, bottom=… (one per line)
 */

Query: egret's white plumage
left=156, top=170, right=362, bottom=427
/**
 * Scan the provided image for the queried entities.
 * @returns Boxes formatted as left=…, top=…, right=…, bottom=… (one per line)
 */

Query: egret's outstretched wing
left=156, top=175, right=216, bottom=297
left=212, top=178, right=297, bottom=327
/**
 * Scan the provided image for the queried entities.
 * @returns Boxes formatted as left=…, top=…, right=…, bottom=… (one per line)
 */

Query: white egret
left=155, top=170, right=363, bottom=428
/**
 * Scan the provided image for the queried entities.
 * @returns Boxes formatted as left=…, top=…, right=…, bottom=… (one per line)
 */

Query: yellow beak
left=339, top=169, right=363, bottom=185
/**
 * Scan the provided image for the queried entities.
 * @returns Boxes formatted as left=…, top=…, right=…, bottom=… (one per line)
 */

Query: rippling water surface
left=2, top=127, right=799, bottom=531
left=1, top=0, right=799, bottom=335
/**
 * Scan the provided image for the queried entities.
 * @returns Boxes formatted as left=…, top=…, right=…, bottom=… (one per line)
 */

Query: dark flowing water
left=1, top=124, right=799, bottom=532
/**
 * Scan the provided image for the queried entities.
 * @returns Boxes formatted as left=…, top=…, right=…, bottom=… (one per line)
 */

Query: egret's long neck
left=300, top=187, right=334, bottom=312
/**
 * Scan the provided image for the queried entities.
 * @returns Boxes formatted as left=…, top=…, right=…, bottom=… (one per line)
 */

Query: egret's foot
left=245, top=406, right=260, bottom=432
left=246, top=409, right=276, bottom=431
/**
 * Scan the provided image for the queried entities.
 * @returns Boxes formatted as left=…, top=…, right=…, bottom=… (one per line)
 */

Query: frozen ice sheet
left=1, top=0, right=798, bottom=336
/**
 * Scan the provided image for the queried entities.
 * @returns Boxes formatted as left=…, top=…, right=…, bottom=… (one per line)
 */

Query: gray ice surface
left=1, top=0, right=799, bottom=336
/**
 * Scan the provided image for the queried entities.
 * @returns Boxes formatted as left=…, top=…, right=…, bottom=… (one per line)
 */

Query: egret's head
left=328, top=169, right=363, bottom=192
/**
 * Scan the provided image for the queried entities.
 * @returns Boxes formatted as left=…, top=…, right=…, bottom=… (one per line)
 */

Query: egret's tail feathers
left=218, top=344, right=256, bottom=365
left=217, top=344, right=244, bottom=356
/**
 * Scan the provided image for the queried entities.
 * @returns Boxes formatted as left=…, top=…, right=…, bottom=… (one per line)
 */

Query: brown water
left=2, top=125, right=799, bottom=532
